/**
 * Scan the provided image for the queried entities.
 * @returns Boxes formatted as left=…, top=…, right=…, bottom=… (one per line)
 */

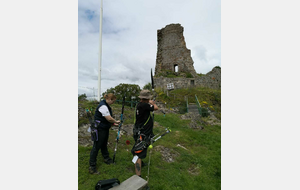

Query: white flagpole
left=98, top=0, right=103, bottom=101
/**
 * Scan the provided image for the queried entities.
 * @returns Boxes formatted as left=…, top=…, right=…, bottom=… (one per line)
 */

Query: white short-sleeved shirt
left=98, top=105, right=111, bottom=117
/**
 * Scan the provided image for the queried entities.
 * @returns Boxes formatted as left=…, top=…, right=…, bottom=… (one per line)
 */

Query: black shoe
left=104, top=158, right=114, bottom=165
left=89, top=166, right=100, bottom=175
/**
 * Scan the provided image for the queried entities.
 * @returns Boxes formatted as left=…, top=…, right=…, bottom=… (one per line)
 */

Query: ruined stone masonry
left=155, top=24, right=198, bottom=77
left=154, top=23, right=221, bottom=90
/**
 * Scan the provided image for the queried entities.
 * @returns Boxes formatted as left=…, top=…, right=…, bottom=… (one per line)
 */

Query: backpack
left=95, top=178, right=120, bottom=190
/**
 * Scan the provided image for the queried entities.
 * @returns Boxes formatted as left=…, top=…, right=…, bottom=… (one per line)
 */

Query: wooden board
left=109, top=175, right=148, bottom=190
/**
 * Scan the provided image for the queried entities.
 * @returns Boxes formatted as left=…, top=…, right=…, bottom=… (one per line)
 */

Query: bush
left=200, top=107, right=210, bottom=117
left=179, top=106, right=187, bottom=114
left=102, top=83, right=141, bottom=106
left=186, top=73, right=193, bottom=78
left=78, top=118, right=89, bottom=127
left=78, top=94, right=87, bottom=101
left=143, top=82, right=151, bottom=90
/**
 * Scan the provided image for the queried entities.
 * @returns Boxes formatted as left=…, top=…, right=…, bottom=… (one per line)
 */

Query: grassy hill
left=78, top=87, right=221, bottom=189
left=78, top=87, right=221, bottom=127
left=155, top=87, right=221, bottom=119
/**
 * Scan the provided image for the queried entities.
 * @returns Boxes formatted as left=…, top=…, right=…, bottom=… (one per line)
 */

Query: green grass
left=156, top=87, right=220, bottom=107
left=78, top=112, right=221, bottom=190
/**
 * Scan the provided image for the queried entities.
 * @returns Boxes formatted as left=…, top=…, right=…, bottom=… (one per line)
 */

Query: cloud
left=78, top=0, right=221, bottom=95
left=194, top=45, right=208, bottom=62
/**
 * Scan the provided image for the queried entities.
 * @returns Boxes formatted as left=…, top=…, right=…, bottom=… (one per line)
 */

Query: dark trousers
left=89, top=128, right=110, bottom=167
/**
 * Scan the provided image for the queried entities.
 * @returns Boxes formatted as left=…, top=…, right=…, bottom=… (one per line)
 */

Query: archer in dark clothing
left=131, top=90, right=158, bottom=177
left=135, top=101, right=154, bottom=135
left=89, top=93, right=120, bottom=175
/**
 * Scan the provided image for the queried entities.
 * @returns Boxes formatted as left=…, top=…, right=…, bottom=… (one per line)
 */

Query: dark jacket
left=134, top=102, right=154, bottom=137
left=94, top=100, right=113, bottom=130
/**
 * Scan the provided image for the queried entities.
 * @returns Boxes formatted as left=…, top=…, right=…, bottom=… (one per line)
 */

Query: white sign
left=167, top=83, right=174, bottom=90
left=132, top=155, right=138, bottom=164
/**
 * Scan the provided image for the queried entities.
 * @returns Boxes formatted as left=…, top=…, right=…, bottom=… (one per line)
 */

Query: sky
left=78, top=0, right=221, bottom=98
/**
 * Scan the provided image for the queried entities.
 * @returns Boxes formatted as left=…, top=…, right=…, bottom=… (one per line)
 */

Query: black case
left=95, top=178, right=120, bottom=190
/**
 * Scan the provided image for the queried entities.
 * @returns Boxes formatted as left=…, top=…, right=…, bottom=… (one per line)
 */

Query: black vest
left=94, top=100, right=113, bottom=129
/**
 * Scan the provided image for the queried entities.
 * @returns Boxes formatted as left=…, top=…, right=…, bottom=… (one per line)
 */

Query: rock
left=111, top=124, right=134, bottom=137
left=190, top=120, right=204, bottom=130
left=121, top=124, right=134, bottom=136
left=180, top=112, right=199, bottom=120
left=78, top=124, right=93, bottom=146
left=180, top=112, right=204, bottom=129
left=78, top=124, right=91, bottom=137
left=188, top=164, right=200, bottom=175
left=153, top=145, right=179, bottom=163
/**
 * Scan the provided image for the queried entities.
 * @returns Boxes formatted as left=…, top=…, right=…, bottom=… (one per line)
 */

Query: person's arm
left=104, top=115, right=120, bottom=125
left=149, top=100, right=159, bottom=111
left=99, top=105, right=120, bottom=125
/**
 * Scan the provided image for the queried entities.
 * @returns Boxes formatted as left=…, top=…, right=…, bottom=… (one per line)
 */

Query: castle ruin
left=154, top=24, right=221, bottom=90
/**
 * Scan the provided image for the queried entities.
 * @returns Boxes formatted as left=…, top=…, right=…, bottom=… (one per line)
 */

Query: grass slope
left=78, top=112, right=221, bottom=190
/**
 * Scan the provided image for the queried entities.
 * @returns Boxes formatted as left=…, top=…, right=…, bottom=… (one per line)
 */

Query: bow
left=112, top=96, right=126, bottom=163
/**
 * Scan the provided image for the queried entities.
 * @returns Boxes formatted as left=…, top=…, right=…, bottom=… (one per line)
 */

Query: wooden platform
left=109, top=175, right=148, bottom=190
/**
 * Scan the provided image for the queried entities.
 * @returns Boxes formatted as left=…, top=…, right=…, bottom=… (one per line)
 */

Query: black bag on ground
left=95, top=178, right=120, bottom=190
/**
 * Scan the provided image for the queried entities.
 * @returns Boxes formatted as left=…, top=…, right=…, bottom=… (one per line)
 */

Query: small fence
left=195, top=94, right=202, bottom=115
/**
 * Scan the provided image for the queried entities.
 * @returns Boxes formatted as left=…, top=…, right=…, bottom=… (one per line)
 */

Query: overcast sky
left=78, top=0, right=221, bottom=98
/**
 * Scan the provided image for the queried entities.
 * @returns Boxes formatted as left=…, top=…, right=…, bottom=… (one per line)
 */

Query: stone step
left=188, top=104, right=200, bottom=113
left=109, top=175, right=148, bottom=190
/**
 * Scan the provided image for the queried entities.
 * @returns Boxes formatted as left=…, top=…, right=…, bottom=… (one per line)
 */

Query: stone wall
left=154, top=66, right=221, bottom=90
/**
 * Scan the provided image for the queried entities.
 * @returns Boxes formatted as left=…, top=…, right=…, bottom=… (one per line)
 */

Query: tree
left=143, top=82, right=151, bottom=90
left=78, top=93, right=87, bottom=101
left=102, top=83, right=141, bottom=106
left=102, top=87, right=115, bottom=97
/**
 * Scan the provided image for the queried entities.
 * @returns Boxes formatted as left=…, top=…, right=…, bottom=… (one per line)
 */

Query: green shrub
left=143, top=82, right=152, bottom=90
left=200, top=107, right=210, bottom=117
left=78, top=94, right=87, bottom=101
left=186, top=73, right=193, bottom=78
left=78, top=118, right=89, bottom=127
left=179, top=106, right=187, bottom=114
left=166, top=74, right=177, bottom=78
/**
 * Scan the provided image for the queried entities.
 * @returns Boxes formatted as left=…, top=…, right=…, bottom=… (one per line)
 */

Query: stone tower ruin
left=155, top=24, right=197, bottom=77
left=153, top=24, right=221, bottom=90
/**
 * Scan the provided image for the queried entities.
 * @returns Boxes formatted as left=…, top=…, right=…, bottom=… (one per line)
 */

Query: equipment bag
left=132, top=134, right=151, bottom=154
left=95, top=178, right=120, bottom=190
left=90, top=120, right=101, bottom=141
left=91, top=129, right=98, bottom=141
